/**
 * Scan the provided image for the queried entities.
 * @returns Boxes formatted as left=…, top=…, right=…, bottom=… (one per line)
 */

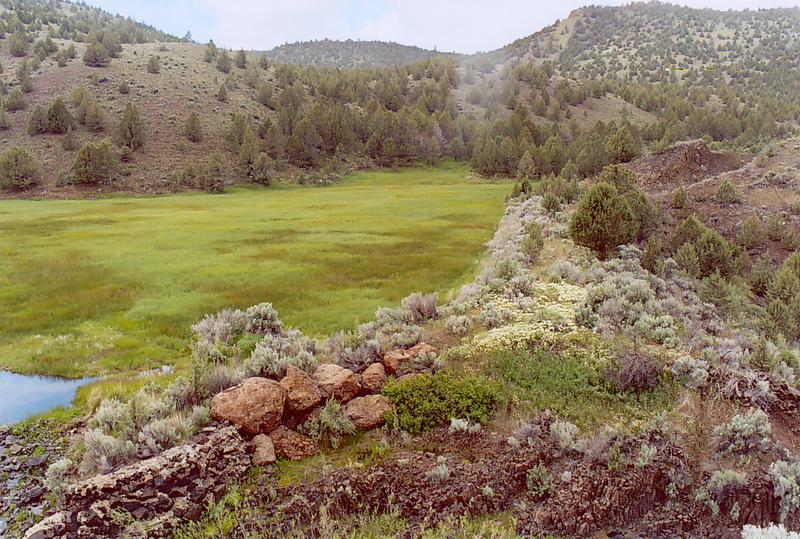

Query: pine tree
left=73, top=139, right=119, bottom=185
left=286, top=116, right=322, bottom=168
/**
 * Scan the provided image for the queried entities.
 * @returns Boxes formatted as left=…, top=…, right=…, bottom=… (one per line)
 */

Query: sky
left=86, top=0, right=800, bottom=54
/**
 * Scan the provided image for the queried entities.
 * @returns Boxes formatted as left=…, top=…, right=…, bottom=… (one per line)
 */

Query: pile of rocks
left=211, top=343, right=439, bottom=464
left=24, top=427, right=249, bottom=539
left=0, top=423, right=66, bottom=538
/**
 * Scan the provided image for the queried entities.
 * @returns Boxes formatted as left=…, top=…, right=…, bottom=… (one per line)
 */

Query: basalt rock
left=279, top=366, right=322, bottom=413
left=269, top=426, right=319, bottom=461
left=344, top=395, right=393, bottom=430
left=23, top=427, right=248, bottom=539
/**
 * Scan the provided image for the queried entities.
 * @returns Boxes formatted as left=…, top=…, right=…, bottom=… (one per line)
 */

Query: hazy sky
left=87, top=0, right=800, bottom=53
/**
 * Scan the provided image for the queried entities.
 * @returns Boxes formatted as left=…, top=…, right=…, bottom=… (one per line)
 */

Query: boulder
left=251, top=434, right=276, bottom=466
left=269, top=426, right=319, bottom=461
left=211, top=377, right=285, bottom=435
left=382, top=343, right=437, bottom=375
left=344, top=395, right=393, bottom=430
left=382, top=349, right=412, bottom=375
left=279, top=365, right=322, bottom=413
left=361, top=363, right=387, bottom=393
left=312, top=364, right=361, bottom=403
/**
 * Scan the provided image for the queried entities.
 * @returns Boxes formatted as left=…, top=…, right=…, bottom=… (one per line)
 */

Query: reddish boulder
left=269, top=426, right=319, bottom=461
left=361, top=362, right=387, bottom=393
left=279, top=365, right=322, bottom=413
left=211, top=377, right=285, bottom=435
left=382, top=349, right=412, bottom=375
left=312, top=364, right=361, bottom=403
left=344, top=395, right=393, bottom=430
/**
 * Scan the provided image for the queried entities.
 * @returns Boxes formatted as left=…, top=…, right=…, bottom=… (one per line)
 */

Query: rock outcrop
left=211, top=377, right=285, bottom=435
left=360, top=363, right=387, bottom=394
left=24, top=427, right=249, bottom=539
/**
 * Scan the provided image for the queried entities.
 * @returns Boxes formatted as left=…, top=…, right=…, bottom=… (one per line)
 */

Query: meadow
left=0, top=162, right=509, bottom=378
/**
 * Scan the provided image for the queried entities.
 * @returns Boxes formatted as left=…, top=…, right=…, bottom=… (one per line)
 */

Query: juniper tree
left=183, top=111, right=203, bottom=143
left=569, top=182, right=638, bottom=259
left=117, top=103, right=145, bottom=151
left=0, top=146, right=40, bottom=190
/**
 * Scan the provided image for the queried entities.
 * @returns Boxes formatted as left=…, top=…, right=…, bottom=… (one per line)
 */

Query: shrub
left=550, top=419, right=579, bottom=450
left=742, top=524, right=800, bottom=539
left=675, top=242, right=701, bottom=278
left=251, top=153, right=272, bottom=185
left=641, top=235, right=662, bottom=274
left=244, top=329, right=316, bottom=379
left=92, top=397, right=128, bottom=434
left=671, top=186, right=688, bottom=209
left=598, top=164, right=637, bottom=193
left=27, top=105, right=48, bottom=135
left=16, top=61, right=33, bottom=93
left=770, top=460, right=800, bottom=523
left=541, top=192, right=561, bottom=215
left=401, top=292, right=438, bottom=323
left=73, top=139, right=119, bottom=185
left=118, top=81, right=130, bottom=94
left=448, top=418, right=481, bottom=434
left=445, top=314, right=472, bottom=336
left=244, top=302, right=284, bottom=335
left=714, top=408, right=772, bottom=458
left=569, top=182, right=637, bottom=259
left=78, top=96, right=105, bottom=132
left=8, top=29, right=28, bottom=57
left=526, top=463, right=554, bottom=498
left=117, top=103, right=145, bottom=151
left=80, top=429, right=137, bottom=474
left=44, top=458, right=73, bottom=497
left=257, top=83, right=273, bottom=107
left=6, top=88, right=26, bottom=111
left=427, top=459, right=451, bottom=483
left=83, top=42, right=111, bottom=67
left=382, top=372, right=498, bottom=433
left=696, top=229, right=735, bottom=278
left=47, top=97, right=75, bottom=133
left=301, top=399, right=355, bottom=449
left=672, top=215, right=706, bottom=252
left=216, top=50, right=232, bottom=73
left=216, top=84, right=228, bottom=103
left=184, top=111, right=202, bottom=143
left=671, top=356, right=709, bottom=389
left=635, top=443, right=657, bottom=469
left=0, top=146, right=41, bottom=190
left=716, top=180, right=740, bottom=204
left=604, top=347, right=663, bottom=393
left=146, top=55, right=160, bottom=74
left=521, top=221, right=545, bottom=263
left=138, top=416, right=190, bottom=457
left=738, top=215, right=766, bottom=250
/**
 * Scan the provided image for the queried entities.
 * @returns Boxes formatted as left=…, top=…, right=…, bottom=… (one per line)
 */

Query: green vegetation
left=486, top=347, right=674, bottom=430
left=0, top=163, right=508, bottom=377
left=382, top=371, right=499, bottom=433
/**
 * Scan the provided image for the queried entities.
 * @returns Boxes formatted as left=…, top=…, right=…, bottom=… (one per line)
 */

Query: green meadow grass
left=0, top=162, right=509, bottom=378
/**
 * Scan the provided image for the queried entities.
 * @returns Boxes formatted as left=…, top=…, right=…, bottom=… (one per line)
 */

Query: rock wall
left=628, top=140, right=742, bottom=190
left=24, top=426, right=249, bottom=539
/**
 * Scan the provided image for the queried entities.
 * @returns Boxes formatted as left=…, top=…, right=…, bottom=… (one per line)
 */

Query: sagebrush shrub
left=526, top=463, right=554, bottom=498
left=302, top=399, right=355, bottom=449
left=605, top=347, right=663, bottom=393
left=713, top=408, right=772, bottom=458
left=244, top=303, right=283, bottom=335
left=44, top=458, right=73, bottom=497
left=445, top=314, right=472, bottom=336
left=138, top=416, right=190, bottom=457
left=770, top=460, right=800, bottom=523
left=550, top=419, right=579, bottom=450
left=81, top=429, right=137, bottom=474
left=401, top=292, right=439, bottom=323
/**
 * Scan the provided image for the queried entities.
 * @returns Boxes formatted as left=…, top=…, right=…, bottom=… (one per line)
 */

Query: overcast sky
left=86, top=0, right=800, bottom=53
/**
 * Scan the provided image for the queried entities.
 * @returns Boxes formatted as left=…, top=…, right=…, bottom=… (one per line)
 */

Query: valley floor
left=0, top=162, right=509, bottom=378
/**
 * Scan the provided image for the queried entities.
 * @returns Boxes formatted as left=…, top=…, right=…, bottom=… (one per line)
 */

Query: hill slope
left=263, top=39, right=458, bottom=68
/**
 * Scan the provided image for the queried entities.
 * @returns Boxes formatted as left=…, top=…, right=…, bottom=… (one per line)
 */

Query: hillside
left=263, top=39, right=458, bottom=68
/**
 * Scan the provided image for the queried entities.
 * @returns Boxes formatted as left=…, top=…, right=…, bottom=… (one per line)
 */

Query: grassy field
left=0, top=162, right=509, bottom=378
